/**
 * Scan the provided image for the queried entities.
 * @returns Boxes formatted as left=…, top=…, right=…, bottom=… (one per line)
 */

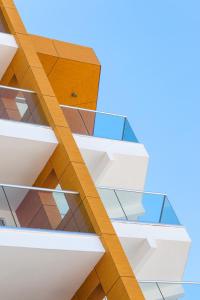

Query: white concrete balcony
left=61, top=105, right=149, bottom=191
left=139, top=281, right=200, bottom=300
left=0, top=32, right=18, bottom=80
left=0, top=85, right=57, bottom=186
left=0, top=184, right=105, bottom=300
left=98, top=187, right=191, bottom=282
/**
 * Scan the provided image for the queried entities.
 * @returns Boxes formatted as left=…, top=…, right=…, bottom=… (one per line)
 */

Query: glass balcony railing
left=0, top=85, right=48, bottom=126
left=0, top=184, right=94, bottom=233
left=139, top=281, right=200, bottom=300
left=97, top=188, right=181, bottom=226
left=61, top=105, right=139, bottom=143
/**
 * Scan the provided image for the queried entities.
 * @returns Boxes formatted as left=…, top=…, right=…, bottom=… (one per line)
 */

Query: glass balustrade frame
left=0, top=85, right=48, bottom=126
left=0, top=183, right=94, bottom=234
left=97, top=187, right=181, bottom=226
left=60, top=104, right=139, bottom=143
left=139, top=281, right=200, bottom=300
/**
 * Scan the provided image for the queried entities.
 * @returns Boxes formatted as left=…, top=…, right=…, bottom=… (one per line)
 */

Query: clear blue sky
left=14, top=0, right=200, bottom=280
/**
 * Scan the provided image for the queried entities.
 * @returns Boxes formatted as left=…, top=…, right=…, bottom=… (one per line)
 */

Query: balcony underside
left=0, top=32, right=18, bottom=80
left=113, top=221, right=191, bottom=281
left=0, top=227, right=104, bottom=300
left=0, top=119, right=57, bottom=185
left=73, top=134, right=149, bottom=190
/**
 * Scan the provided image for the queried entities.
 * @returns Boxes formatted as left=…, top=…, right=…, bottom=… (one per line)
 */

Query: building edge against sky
left=0, top=1, right=193, bottom=299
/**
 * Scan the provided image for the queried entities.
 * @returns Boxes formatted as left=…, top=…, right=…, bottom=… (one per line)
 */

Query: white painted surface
left=113, top=221, right=191, bottom=281
left=0, top=227, right=105, bottom=300
left=0, top=119, right=57, bottom=185
left=0, top=32, right=18, bottom=79
left=73, top=134, right=149, bottom=190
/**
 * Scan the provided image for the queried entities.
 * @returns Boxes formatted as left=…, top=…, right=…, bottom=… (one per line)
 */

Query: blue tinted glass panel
left=140, top=283, right=200, bottom=300
left=159, top=283, right=199, bottom=300
left=93, top=112, right=124, bottom=140
left=61, top=106, right=139, bottom=143
left=97, top=188, right=126, bottom=220
left=160, top=197, right=180, bottom=225
left=115, top=191, right=164, bottom=223
left=102, top=190, right=180, bottom=225
left=122, top=118, right=139, bottom=142
left=137, top=193, right=164, bottom=223
left=114, top=190, right=145, bottom=221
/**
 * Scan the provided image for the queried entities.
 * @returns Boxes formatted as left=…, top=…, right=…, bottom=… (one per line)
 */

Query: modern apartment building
left=0, top=1, right=194, bottom=299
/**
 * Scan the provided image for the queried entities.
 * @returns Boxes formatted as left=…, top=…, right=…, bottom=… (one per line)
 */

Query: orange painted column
left=71, top=269, right=102, bottom=300
left=0, top=1, right=144, bottom=299
left=87, top=285, right=105, bottom=300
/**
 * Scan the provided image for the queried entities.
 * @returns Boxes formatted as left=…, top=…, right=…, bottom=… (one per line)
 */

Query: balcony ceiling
left=0, top=119, right=57, bottom=186
left=0, top=227, right=104, bottom=300
left=0, top=32, right=18, bottom=80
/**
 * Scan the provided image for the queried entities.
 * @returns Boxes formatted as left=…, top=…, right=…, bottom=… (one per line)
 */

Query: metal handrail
left=139, top=280, right=200, bottom=285
left=0, top=86, right=128, bottom=118
left=60, top=104, right=128, bottom=118
left=0, top=183, right=79, bottom=195
left=0, top=85, right=35, bottom=94
left=97, top=186, right=168, bottom=197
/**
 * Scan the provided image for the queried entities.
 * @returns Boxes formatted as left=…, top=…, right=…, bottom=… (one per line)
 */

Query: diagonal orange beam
left=0, top=1, right=145, bottom=299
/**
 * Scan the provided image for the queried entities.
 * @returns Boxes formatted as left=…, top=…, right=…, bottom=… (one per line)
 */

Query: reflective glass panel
left=97, top=188, right=126, bottom=220
left=140, top=282, right=200, bottom=300
left=99, top=188, right=180, bottom=226
left=113, top=190, right=164, bottom=223
left=160, top=196, right=180, bottom=225
left=0, top=86, right=48, bottom=125
left=122, top=118, right=138, bottom=142
left=0, top=185, right=94, bottom=233
left=139, top=282, right=164, bottom=300
left=93, top=112, right=124, bottom=140
left=158, top=282, right=200, bottom=300
left=61, top=106, right=139, bottom=142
